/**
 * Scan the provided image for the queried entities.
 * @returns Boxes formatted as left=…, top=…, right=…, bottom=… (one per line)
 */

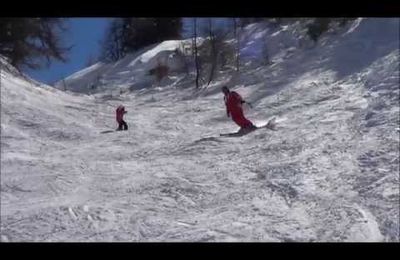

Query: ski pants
left=230, top=108, right=254, bottom=128
left=117, top=120, right=128, bottom=131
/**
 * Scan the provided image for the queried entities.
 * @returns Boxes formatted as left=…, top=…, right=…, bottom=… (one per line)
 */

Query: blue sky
left=25, top=18, right=231, bottom=85
left=26, top=18, right=112, bottom=84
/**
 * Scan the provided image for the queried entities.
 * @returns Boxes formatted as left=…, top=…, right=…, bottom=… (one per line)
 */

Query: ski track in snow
left=1, top=18, right=399, bottom=242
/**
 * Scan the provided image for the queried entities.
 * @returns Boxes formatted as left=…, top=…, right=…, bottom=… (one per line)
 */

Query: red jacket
left=116, top=105, right=126, bottom=123
left=224, top=91, right=244, bottom=116
left=224, top=91, right=253, bottom=128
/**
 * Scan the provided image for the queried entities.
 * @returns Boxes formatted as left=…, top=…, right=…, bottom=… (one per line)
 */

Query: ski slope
left=1, top=18, right=399, bottom=242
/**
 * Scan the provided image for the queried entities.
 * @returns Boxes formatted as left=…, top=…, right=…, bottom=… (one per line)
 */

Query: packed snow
left=1, top=18, right=399, bottom=242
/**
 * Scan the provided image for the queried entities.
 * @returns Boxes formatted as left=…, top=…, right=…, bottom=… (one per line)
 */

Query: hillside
left=1, top=18, right=399, bottom=242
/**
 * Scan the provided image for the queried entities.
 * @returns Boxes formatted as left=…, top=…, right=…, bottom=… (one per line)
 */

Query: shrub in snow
left=307, top=18, right=332, bottom=42
left=149, top=63, right=169, bottom=82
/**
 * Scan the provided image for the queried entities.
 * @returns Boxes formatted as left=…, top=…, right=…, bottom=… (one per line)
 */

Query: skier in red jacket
left=222, top=86, right=256, bottom=132
left=116, top=105, right=128, bottom=131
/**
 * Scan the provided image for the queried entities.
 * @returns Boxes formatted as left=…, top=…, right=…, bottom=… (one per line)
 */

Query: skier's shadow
left=219, top=131, right=249, bottom=137
left=100, top=130, right=115, bottom=134
left=219, top=131, right=254, bottom=138
left=192, top=136, right=224, bottom=144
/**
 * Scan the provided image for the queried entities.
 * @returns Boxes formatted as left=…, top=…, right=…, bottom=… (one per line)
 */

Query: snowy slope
left=1, top=18, right=399, bottom=242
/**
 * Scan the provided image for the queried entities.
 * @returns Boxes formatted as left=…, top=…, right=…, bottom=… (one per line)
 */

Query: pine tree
left=0, top=18, right=71, bottom=70
left=100, top=18, right=183, bottom=62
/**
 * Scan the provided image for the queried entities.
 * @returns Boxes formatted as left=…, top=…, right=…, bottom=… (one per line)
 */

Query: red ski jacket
left=116, top=105, right=127, bottom=123
left=224, top=91, right=253, bottom=128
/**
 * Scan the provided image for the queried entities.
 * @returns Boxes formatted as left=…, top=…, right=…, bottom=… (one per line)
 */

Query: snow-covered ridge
left=57, top=18, right=399, bottom=96
left=55, top=38, right=204, bottom=93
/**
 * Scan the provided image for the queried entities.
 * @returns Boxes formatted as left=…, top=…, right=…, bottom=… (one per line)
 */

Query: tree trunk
left=233, top=18, right=239, bottom=72
left=207, top=19, right=217, bottom=86
left=62, top=79, right=67, bottom=91
left=193, top=18, right=200, bottom=89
